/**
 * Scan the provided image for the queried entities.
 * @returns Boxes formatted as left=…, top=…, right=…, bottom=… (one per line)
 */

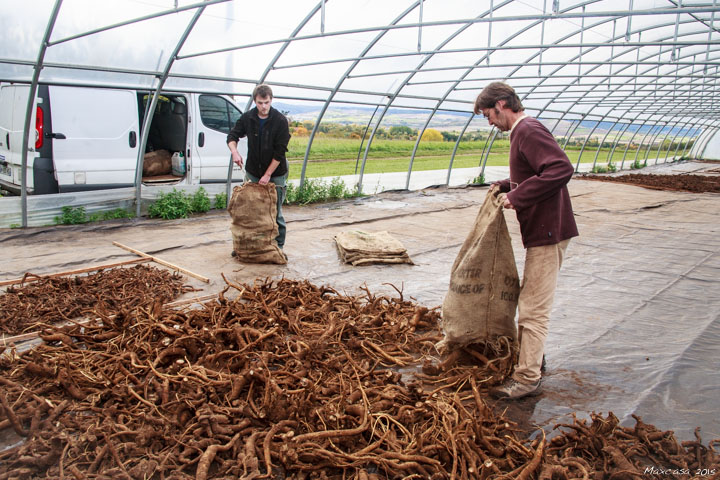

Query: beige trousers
left=511, top=239, right=570, bottom=384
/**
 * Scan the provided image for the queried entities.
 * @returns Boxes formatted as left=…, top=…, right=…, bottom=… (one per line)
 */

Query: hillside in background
left=273, top=102, right=695, bottom=141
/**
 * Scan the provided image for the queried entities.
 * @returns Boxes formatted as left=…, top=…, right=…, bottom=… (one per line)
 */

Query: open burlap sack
left=142, top=149, right=172, bottom=176
left=439, top=190, right=519, bottom=350
left=335, top=230, right=413, bottom=266
left=228, top=182, right=287, bottom=265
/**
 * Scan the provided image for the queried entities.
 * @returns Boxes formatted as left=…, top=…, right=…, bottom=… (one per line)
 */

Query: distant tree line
left=288, top=120, right=693, bottom=152
left=288, top=120, right=491, bottom=142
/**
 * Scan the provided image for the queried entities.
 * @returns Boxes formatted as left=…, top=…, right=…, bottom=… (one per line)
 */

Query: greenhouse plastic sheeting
left=2, top=0, right=719, bottom=183
left=1, top=165, right=718, bottom=443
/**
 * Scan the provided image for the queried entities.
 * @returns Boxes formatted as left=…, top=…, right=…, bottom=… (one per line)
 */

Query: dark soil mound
left=581, top=172, right=720, bottom=193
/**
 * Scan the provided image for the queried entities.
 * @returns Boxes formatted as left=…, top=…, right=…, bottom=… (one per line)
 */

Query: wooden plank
left=141, top=175, right=183, bottom=183
left=0, top=258, right=152, bottom=287
left=112, top=241, right=210, bottom=283
left=1, top=331, right=42, bottom=346
left=0, top=293, right=219, bottom=348
left=165, top=293, right=218, bottom=307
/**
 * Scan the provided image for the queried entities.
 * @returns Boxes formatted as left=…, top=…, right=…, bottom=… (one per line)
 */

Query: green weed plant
left=190, top=187, right=211, bottom=214
left=148, top=187, right=223, bottom=220
left=630, top=159, right=647, bottom=170
left=285, top=177, right=361, bottom=205
left=214, top=192, right=227, bottom=210
left=55, top=206, right=133, bottom=225
left=470, top=173, right=486, bottom=184
left=148, top=189, right=192, bottom=220
left=591, top=162, right=617, bottom=174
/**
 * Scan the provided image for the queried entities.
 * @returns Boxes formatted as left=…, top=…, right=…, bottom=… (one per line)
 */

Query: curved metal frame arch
left=7, top=0, right=720, bottom=229
left=356, top=1, right=515, bottom=192
left=222, top=1, right=327, bottom=197
left=300, top=1, right=422, bottom=186
left=133, top=4, right=210, bottom=217
left=549, top=23, right=720, bottom=142
left=476, top=12, right=719, bottom=175
left=406, top=0, right=551, bottom=189
left=245, top=1, right=326, bottom=113
left=532, top=20, right=713, bottom=134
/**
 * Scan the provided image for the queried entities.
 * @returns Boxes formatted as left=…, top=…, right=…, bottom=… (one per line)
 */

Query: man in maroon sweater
left=474, top=82, right=579, bottom=399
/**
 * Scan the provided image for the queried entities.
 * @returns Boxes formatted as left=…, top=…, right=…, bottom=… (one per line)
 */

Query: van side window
left=199, top=95, right=242, bottom=134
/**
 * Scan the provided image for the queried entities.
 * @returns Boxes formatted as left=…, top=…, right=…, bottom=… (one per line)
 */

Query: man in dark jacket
left=227, top=84, right=291, bottom=250
left=474, top=82, right=579, bottom=399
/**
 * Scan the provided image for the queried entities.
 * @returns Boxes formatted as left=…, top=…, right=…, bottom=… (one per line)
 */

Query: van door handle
left=129, top=131, right=137, bottom=148
left=6, top=133, right=9, bottom=149
left=46, top=132, right=66, bottom=139
left=198, top=132, right=205, bottom=147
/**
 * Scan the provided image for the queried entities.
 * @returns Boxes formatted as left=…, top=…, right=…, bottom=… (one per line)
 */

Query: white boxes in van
left=172, top=152, right=186, bottom=176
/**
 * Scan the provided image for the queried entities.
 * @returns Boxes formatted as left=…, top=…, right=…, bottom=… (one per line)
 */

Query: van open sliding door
left=193, top=94, right=246, bottom=184
left=49, top=86, right=139, bottom=192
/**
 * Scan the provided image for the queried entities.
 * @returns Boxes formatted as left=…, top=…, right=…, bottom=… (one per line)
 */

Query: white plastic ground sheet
left=1, top=165, right=718, bottom=443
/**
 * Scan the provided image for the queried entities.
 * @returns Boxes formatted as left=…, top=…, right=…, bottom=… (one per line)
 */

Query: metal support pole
left=356, top=105, right=381, bottom=175
left=480, top=129, right=500, bottom=178
left=620, top=119, right=651, bottom=168
left=683, top=125, right=708, bottom=159
left=418, top=0, right=423, bottom=52
left=299, top=2, right=417, bottom=188
left=652, top=121, right=679, bottom=164
left=447, top=116, right=474, bottom=185
left=671, top=0, right=681, bottom=62
left=606, top=121, right=633, bottom=164
left=539, top=0, right=547, bottom=76
left=134, top=4, right=207, bottom=217
left=625, top=0, right=633, bottom=41
left=632, top=124, right=660, bottom=165
left=20, top=0, right=63, bottom=228
left=643, top=123, right=668, bottom=165
left=487, top=0, right=493, bottom=65
left=665, top=118, right=693, bottom=161
left=321, top=0, right=326, bottom=34
left=591, top=120, right=620, bottom=169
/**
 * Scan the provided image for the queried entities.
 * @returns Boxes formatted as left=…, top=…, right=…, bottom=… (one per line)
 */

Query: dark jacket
left=226, top=106, right=291, bottom=178
left=499, top=117, right=579, bottom=248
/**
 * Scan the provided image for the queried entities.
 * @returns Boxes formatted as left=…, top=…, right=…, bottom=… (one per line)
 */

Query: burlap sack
left=334, top=230, right=414, bottom=266
left=439, top=190, right=520, bottom=349
left=142, top=149, right=172, bottom=176
left=228, top=182, right=287, bottom=265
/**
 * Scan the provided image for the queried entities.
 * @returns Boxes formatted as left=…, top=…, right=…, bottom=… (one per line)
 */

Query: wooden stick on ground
left=0, top=258, right=152, bottom=287
left=165, top=293, right=218, bottom=308
left=0, top=293, right=219, bottom=349
left=112, top=242, right=210, bottom=284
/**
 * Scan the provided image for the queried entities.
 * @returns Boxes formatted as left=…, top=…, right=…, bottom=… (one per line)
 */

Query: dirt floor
left=580, top=160, right=720, bottom=193
left=1, top=160, right=719, bottom=478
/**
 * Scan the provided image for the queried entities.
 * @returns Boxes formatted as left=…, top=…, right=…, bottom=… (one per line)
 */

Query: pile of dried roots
left=1, top=277, right=717, bottom=479
left=0, top=265, right=194, bottom=335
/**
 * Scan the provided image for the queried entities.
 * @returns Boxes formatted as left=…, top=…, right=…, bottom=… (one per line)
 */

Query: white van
left=0, top=83, right=247, bottom=194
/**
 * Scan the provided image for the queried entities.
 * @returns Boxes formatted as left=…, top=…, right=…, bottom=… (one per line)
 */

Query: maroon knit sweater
left=498, top=117, right=579, bottom=248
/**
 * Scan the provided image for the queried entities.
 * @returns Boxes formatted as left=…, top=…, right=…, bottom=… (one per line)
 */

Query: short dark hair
left=474, top=82, right=524, bottom=114
left=253, top=84, right=273, bottom=101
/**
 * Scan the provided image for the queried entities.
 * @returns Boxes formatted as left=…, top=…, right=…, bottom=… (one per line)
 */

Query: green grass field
left=286, top=136, right=671, bottom=180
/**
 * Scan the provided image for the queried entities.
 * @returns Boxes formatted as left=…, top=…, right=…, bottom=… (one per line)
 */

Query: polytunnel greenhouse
left=1, top=1, right=719, bottom=479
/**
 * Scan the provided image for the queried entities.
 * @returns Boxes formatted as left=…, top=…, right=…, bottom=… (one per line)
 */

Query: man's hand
left=498, top=193, right=515, bottom=209
left=259, top=173, right=271, bottom=185
left=231, top=151, right=244, bottom=169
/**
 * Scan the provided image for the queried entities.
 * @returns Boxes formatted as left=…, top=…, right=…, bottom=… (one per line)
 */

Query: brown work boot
left=490, top=378, right=542, bottom=400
